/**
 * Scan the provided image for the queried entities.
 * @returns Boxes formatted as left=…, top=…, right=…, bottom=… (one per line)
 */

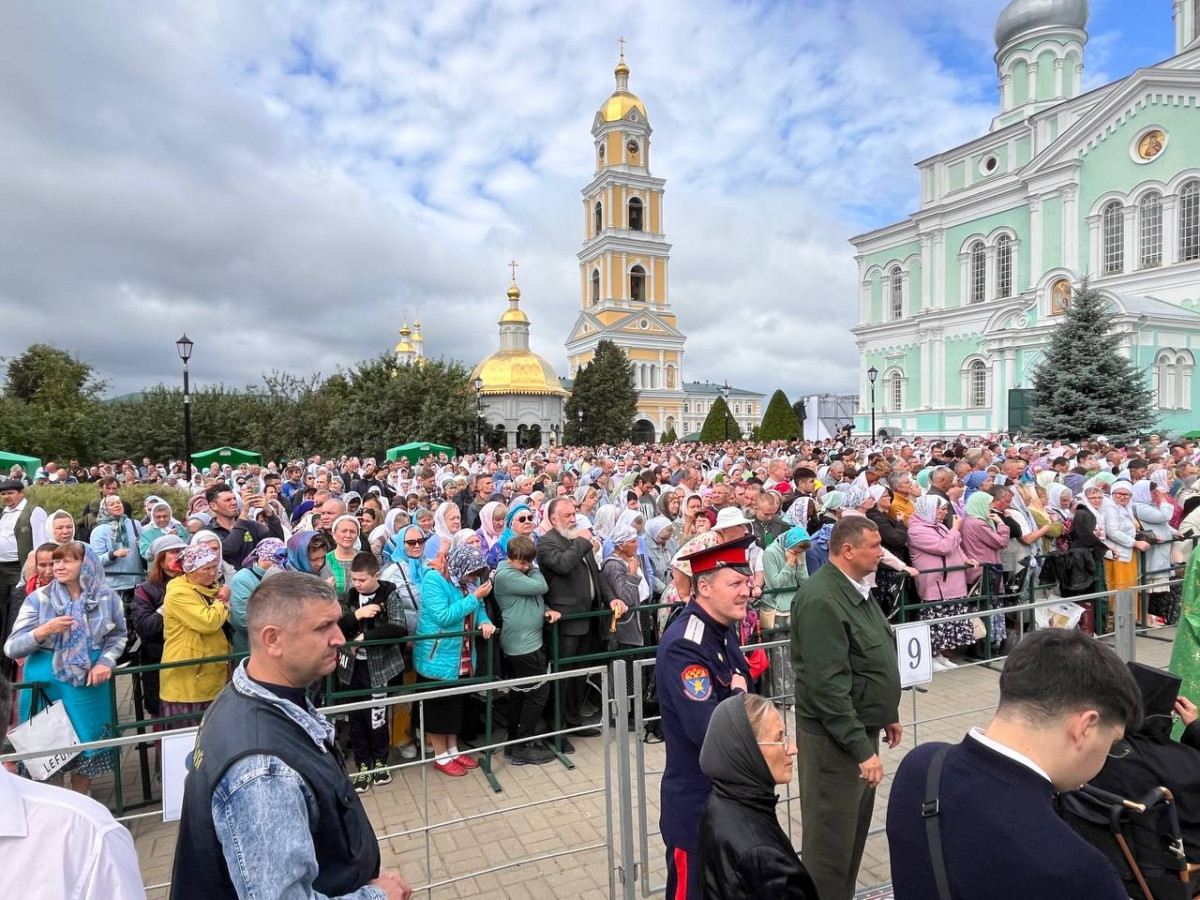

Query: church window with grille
left=889, top=267, right=903, bottom=319
left=969, top=241, right=986, bottom=303
left=888, top=372, right=903, bottom=412
left=630, top=265, right=646, bottom=303
left=1181, top=181, right=1200, bottom=262
left=968, top=360, right=988, bottom=409
left=1140, top=193, right=1163, bottom=269
left=1102, top=201, right=1124, bottom=274
left=590, top=269, right=600, bottom=305
left=594, top=201, right=603, bottom=235
left=996, top=235, right=1013, bottom=298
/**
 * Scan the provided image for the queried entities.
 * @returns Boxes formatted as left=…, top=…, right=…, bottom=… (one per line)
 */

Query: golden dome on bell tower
left=599, top=39, right=647, bottom=123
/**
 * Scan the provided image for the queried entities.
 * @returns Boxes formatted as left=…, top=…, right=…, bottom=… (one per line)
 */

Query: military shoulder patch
left=681, top=664, right=712, bottom=701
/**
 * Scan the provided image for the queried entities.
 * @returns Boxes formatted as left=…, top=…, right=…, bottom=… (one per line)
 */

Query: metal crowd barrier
left=2, top=662, right=621, bottom=899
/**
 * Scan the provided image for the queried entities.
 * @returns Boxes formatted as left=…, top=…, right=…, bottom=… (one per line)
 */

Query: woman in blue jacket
left=415, top=543, right=495, bottom=777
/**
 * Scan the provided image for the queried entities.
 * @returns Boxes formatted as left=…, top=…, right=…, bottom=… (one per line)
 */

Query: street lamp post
left=473, top=376, right=484, bottom=453
left=867, top=365, right=879, bottom=440
left=721, top=382, right=731, bottom=442
left=176, top=334, right=194, bottom=483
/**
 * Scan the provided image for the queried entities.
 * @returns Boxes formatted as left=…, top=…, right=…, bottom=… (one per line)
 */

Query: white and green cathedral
left=853, top=0, right=1200, bottom=437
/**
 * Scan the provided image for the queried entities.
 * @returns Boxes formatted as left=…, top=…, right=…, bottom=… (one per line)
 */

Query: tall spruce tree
left=699, top=396, right=743, bottom=442
left=758, top=389, right=803, bottom=440
left=1029, top=279, right=1157, bottom=441
left=564, top=339, right=637, bottom=445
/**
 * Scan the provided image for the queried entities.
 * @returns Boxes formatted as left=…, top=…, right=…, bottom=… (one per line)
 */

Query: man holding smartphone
left=204, top=484, right=286, bottom=570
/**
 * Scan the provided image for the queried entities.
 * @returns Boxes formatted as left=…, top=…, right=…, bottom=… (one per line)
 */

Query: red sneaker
left=434, top=759, right=467, bottom=777
left=454, top=754, right=479, bottom=770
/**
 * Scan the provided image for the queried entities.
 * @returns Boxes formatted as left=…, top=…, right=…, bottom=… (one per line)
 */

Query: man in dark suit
left=536, top=497, right=624, bottom=735
left=887, top=628, right=1142, bottom=899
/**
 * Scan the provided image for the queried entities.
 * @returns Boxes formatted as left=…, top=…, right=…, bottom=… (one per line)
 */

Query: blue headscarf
left=780, top=527, right=812, bottom=548
left=286, top=531, right=327, bottom=574
left=498, top=503, right=531, bottom=555
left=391, top=524, right=428, bottom=583
left=964, top=471, right=990, bottom=499
left=47, top=544, right=119, bottom=686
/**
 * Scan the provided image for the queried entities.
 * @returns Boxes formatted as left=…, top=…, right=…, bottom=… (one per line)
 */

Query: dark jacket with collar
left=536, top=528, right=615, bottom=637
left=791, top=561, right=900, bottom=762
left=887, top=736, right=1127, bottom=900
left=698, top=784, right=819, bottom=900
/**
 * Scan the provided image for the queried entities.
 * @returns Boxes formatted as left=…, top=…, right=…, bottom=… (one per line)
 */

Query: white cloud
left=0, top=0, right=1093, bottom=401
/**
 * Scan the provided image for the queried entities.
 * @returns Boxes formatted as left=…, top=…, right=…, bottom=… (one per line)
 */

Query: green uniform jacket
left=791, top=561, right=900, bottom=763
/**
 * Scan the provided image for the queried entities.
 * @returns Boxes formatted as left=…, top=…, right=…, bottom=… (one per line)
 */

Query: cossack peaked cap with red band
left=679, top=533, right=756, bottom=576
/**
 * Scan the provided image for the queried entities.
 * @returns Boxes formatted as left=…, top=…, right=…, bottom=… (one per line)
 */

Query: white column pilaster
left=1123, top=205, right=1138, bottom=274
left=1164, top=195, right=1180, bottom=266
left=919, top=235, right=932, bottom=311
left=1029, top=196, right=1044, bottom=287
left=1062, top=186, right=1079, bottom=271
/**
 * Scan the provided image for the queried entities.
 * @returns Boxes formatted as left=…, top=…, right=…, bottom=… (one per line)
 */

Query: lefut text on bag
left=6, top=700, right=82, bottom=781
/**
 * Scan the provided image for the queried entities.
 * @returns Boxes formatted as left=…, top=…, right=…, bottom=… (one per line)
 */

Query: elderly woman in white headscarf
left=906, top=494, right=980, bottom=669
left=423, top=501, right=460, bottom=561
left=373, top=508, right=410, bottom=561
left=840, top=485, right=918, bottom=586
left=138, top=501, right=183, bottom=561
left=1133, top=479, right=1179, bottom=616
left=190, top=529, right=236, bottom=586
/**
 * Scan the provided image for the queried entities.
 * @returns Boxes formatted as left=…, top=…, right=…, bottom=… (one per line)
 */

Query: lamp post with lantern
left=176, top=335, right=194, bottom=483
left=867, top=365, right=879, bottom=440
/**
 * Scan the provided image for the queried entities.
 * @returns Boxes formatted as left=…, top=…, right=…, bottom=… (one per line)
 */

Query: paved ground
left=88, top=628, right=1175, bottom=898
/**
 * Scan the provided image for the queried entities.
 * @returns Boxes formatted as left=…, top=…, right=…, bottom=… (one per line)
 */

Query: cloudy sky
left=0, top=1, right=1174, bottom=398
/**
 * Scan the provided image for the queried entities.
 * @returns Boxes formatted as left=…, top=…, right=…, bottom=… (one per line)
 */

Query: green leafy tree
left=758, top=389, right=803, bottom=441
left=1029, top=279, right=1157, bottom=441
left=1, top=344, right=105, bottom=461
left=661, top=425, right=678, bottom=443
left=564, top=340, right=637, bottom=445
left=699, top=396, right=743, bottom=443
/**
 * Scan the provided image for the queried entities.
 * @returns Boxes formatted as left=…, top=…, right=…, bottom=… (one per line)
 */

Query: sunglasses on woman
left=514, top=515, right=533, bottom=523
left=403, top=537, right=426, bottom=546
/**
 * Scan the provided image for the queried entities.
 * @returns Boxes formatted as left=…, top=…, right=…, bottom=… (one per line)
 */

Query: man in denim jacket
left=170, top=572, right=411, bottom=900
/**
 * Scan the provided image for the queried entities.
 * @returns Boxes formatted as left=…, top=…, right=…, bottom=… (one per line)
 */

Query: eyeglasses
left=757, top=739, right=795, bottom=748
left=514, top=515, right=533, bottom=523
left=403, top=538, right=426, bottom=546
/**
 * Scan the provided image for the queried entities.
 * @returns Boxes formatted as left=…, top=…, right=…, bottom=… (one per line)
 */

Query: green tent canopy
left=386, top=442, right=455, bottom=464
left=1184, top=430, right=1200, bottom=440
left=0, top=451, right=42, bottom=474
left=191, top=446, right=263, bottom=469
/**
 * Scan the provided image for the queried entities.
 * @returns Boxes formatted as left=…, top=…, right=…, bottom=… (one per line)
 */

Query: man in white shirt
left=0, top=673, right=147, bottom=899
left=0, top=479, right=47, bottom=679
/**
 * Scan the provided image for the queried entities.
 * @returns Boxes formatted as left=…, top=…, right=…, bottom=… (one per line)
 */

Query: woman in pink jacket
left=906, top=495, right=980, bottom=670
left=960, top=490, right=1010, bottom=649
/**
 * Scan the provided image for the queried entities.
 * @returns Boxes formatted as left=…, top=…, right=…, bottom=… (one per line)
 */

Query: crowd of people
left=5, top=431, right=1200, bottom=898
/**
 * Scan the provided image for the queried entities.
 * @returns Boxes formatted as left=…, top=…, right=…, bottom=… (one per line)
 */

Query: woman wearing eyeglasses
left=487, top=504, right=537, bottom=570
left=379, top=523, right=427, bottom=760
left=697, top=694, right=817, bottom=899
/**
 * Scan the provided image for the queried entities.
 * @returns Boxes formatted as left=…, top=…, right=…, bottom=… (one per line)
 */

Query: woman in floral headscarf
left=90, top=493, right=144, bottom=598
left=160, top=542, right=231, bottom=727
left=415, top=543, right=496, bottom=777
left=227, top=538, right=289, bottom=655
left=4, top=542, right=127, bottom=793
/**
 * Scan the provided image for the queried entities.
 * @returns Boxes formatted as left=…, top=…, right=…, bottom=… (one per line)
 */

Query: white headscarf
left=912, top=495, right=945, bottom=524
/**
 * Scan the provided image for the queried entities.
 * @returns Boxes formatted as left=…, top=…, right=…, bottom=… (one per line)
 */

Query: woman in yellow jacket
left=160, top=542, right=230, bottom=727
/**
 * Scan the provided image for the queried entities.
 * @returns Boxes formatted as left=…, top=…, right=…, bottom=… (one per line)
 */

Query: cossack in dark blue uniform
left=656, top=599, right=749, bottom=852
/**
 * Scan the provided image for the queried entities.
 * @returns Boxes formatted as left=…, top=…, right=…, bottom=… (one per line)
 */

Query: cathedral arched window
left=628, top=197, right=644, bottom=231
left=1102, top=201, right=1125, bottom=274
left=1139, top=192, right=1163, bottom=269
left=889, top=266, right=903, bottom=319
left=1181, top=181, right=1200, bottom=262
left=1155, top=350, right=1194, bottom=409
left=968, top=360, right=989, bottom=409
left=594, top=201, right=603, bottom=235
left=630, top=265, right=646, bottom=303
left=996, top=235, right=1013, bottom=298
left=969, top=241, right=986, bottom=304
left=591, top=269, right=600, bottom=305
left=887, top=372, right=904, bottom=412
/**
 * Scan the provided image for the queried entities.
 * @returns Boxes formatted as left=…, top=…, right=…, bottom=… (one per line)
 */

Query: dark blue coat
left=887, top=735, right=1127, bottom=900
left=655, top=600, right=749, bottom=852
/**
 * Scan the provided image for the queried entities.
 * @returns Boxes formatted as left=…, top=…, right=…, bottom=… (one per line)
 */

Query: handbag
left=7, top=700, right=81, bottom=781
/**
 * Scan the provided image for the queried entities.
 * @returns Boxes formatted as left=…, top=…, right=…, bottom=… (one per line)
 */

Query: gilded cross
left=618, top=36, right=626, bottom=60
left=508, top=259, right=519, bottom=283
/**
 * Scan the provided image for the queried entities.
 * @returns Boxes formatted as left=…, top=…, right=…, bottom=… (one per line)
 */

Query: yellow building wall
left=627, top=348, right=661, bottom=361
left=595, top=309, right=625, bottom=327
left=650, top=193, right=660, bottom=234
left=606, top=132, right=622, bottom=167
left=653, top=258, right=665, bottom=303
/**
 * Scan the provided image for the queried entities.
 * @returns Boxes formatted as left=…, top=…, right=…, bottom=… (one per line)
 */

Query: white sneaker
left=398, top=743, right=418, bottom=760
left=931, top=657, right=946, bottom=673
left=936, top=656, right=958, bottom=669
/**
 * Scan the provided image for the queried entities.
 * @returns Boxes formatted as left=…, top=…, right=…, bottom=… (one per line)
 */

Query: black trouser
left=555, top=631, right=592, bottom=726
left=348, top=659, right=389, bottom=768
left=0, top=561, right=23, bottom=680
left=505, top=648, right=549, bottom=744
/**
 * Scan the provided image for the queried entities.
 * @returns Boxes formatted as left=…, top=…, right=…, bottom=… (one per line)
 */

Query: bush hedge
left=25, top=484, right=191, bottom=523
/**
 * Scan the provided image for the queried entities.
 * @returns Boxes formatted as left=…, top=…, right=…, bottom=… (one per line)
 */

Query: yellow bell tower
left=564, top=42, right=685, bottom=441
